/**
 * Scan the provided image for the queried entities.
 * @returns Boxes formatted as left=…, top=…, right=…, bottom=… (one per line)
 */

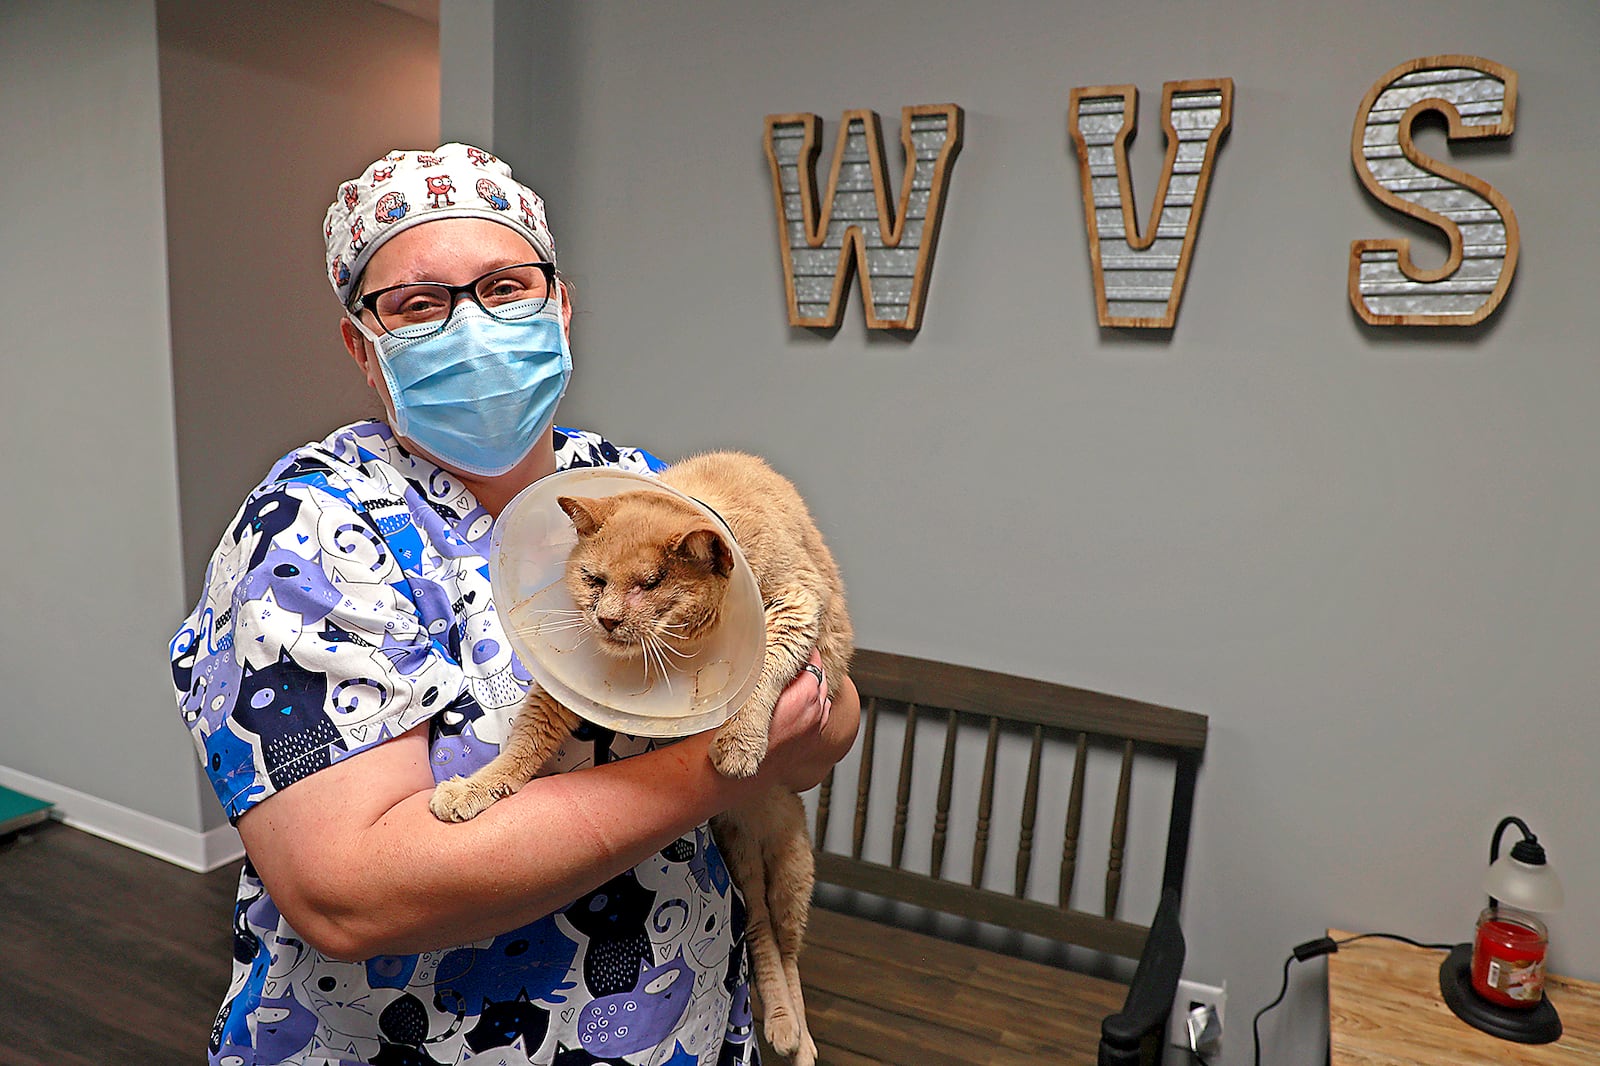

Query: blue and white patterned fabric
left=170, top=420, right=758, bottom=1066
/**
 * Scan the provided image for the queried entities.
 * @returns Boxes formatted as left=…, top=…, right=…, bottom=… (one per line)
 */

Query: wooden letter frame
left=1348, top=55, right=1520, bottom=327
left=1068, top=78, right=1234, bottom=330
left=765, top=104, right=964, bottom=331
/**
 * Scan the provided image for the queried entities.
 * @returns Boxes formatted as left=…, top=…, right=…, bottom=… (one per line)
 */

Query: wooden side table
left=1327, top=929, right=1600, bottom=1065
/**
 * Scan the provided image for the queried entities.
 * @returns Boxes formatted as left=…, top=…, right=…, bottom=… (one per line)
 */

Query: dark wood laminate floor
left=798, top=908, right=1127, bottom=1065
left=0, top=821, right=1124, bottom=1065
left=0, top=819, right=238, bottom=1065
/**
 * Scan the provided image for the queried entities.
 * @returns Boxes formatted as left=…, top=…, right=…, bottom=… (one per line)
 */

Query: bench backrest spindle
left=970, top=716, right=1001, bottom=889
left=891, top=703, right=918, bottom=869
left=1106, top=739, right=1135, bottom=918
left=814, top=766, right=834, bottom=844
left=1061, top=731, right=1089, bottom=910
left=1015, top=724, right=1044, bottom=898
left=850, top=696, right=878, bottom=861
left=930, top=710, right=959, bottom=879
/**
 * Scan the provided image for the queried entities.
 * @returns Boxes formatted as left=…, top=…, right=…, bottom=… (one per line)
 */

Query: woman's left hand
left=762, top=650, right=859, bottom=793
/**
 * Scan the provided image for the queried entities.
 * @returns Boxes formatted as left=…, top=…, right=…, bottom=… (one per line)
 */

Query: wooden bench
left=787, top=649, right=1208, bottom=1066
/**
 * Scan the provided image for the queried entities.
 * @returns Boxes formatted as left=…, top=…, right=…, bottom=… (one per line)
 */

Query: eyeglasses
left=354, top=261, right=556, bottom=338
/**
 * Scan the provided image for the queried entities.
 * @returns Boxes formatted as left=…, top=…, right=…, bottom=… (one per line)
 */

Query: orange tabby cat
left=430, top=450, right=853, bottom=1066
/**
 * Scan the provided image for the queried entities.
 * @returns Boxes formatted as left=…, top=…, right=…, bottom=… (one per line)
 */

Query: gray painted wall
left=448, top=3, right=1600, bottom=1063
left=0, top=0, right=439, bottom=839
left=158, top=0, right=439, bottom=831
left=159, top=0, right=440, bottom=612
left=0, top=1, right=203, bottom=831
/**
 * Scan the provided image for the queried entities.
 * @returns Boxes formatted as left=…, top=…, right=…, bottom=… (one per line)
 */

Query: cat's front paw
left=429, top=776, right=510, bottom=822
left=709, top=729, right=766, bottom=780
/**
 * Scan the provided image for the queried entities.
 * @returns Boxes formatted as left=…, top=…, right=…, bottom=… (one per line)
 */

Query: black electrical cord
left=1252, top=932, right=1454, bottom=1066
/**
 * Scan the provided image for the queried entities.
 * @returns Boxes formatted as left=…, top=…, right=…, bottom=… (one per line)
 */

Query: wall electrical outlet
left=1169, top=978, right=1227, bottom=1050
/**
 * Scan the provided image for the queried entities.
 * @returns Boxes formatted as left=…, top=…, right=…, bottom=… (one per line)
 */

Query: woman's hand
left=756, top=650, right=860, bottom=793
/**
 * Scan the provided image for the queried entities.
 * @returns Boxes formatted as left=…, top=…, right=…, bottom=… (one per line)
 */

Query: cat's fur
left=430, top=451, right=852, bottom=1066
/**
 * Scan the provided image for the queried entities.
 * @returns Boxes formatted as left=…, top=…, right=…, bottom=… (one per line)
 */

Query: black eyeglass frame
left=352, top=260, right=557, bottom=336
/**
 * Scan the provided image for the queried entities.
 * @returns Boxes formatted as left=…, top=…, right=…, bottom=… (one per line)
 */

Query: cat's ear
left=558, top=495, right=617, bottom=536
left=672, top=526, right=734, bottom=578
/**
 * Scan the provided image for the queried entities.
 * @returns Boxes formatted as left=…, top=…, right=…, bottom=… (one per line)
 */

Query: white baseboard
left=0, top=765, right=243, bottom=873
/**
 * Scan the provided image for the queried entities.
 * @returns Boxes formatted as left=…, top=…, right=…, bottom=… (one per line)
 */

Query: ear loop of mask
left=347, top=307, right=409, bottom=434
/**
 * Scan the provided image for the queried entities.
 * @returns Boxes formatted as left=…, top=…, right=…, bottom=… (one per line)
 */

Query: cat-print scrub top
left=170, top=420, right=760, bottom=1066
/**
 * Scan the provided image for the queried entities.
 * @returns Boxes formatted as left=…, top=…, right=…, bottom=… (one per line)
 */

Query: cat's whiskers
left=637, top=635, right=656, bottom=689
left=648, top=633, right=698, bottom=661
left=641, top=633, right=675, bottom=695
left=655, top=620, right=712, bottom=653
left=663, top=609, right=721, bottom=640
left=510, top=618, right=593, bottom=637
left=516, top=609, right=588, bottom=625
left=513, top=615, right=590, bottom=628
left=653, top=638, right=674, bottom=695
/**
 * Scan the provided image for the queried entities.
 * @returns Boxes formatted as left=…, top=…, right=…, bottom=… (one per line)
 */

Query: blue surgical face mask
left=352, top=296, right=572, bottom=477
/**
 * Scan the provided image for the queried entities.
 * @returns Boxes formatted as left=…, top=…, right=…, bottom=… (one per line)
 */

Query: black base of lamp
left=1439, top=943, right=1562, bottom=1044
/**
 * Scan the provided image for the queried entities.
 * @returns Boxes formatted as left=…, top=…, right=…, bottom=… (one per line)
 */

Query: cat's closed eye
left=582, top=571, right=606, bottom=589
left=640, top=571, right=664, bottom=591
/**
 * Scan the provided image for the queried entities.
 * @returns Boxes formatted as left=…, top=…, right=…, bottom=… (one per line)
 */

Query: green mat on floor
left=0, top=785, right=54, bottom=835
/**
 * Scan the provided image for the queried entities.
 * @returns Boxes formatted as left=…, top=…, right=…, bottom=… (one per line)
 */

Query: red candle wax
left=1471, top=908, right=1547, bottom=1009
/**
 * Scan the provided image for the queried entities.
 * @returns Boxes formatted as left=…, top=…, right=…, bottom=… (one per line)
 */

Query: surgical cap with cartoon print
left=323, top=142, right=555, bottom=306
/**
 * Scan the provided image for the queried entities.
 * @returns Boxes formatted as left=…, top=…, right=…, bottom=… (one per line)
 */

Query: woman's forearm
left=247, top=672, right=859, bottom=961
left=268, top=732, right=756, bottom=959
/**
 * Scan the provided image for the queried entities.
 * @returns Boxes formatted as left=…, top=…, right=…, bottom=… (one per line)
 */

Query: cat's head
left=557, top=491, right=733, bottom=660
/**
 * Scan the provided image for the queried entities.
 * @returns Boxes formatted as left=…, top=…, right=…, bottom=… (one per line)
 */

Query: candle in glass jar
left=1471, top=906, right=1548, bottom=1008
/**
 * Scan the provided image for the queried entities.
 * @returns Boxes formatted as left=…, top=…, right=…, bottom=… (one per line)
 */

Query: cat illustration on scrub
left=430, top=450, right=852, bottom=1066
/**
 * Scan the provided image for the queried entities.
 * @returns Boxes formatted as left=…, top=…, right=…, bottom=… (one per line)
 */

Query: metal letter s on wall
left=1349, top=56, right=1519, bottom=327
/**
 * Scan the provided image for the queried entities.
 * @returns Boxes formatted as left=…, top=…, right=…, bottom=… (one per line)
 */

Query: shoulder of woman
left=552, top=425, right=667, bottom=475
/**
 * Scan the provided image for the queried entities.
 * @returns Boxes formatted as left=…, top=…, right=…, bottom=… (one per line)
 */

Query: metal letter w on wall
left=765, top=104, right=963, bottom=331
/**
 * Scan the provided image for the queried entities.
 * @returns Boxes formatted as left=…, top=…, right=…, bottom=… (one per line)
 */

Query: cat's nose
left=598, top=614, right=622, bottom=633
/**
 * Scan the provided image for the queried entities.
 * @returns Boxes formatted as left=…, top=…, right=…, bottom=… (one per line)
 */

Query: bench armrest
left=1098, top=886, right=1186, bottom=1066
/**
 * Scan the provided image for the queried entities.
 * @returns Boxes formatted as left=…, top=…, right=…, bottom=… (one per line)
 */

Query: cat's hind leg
left=711, top=583, right=822, bottom=779
left=429, top=687, right=578, bottom=822
left=765, top=799, right=818, bottom=1066
left=712, top=811, right=801, bottom=1058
